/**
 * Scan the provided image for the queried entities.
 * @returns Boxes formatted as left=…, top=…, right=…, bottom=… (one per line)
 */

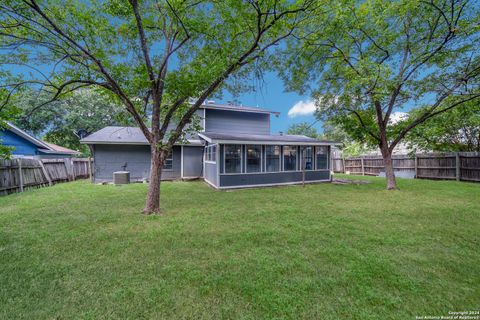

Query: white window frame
left=163, top=150, right=173, bottom=171
left=245, top=144, right=263, bottom=173
left=223, top=144, right=242, bottom=174
left=283, top=145, right=298, bottom=171
left=204, top=144, right=217, bottom=164
left=315, top=146, right=329, bottom=170
left=264, top=145, right=281, bottom=173
left=301, top=146, right=315, bottom=171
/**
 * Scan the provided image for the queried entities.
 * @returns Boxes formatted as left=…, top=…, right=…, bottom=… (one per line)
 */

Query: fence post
left=455, top=152, right=460, bottom=181
left=88, top=157, right=93, bottom=182
left=38, top=159, right=52, bottom=186
left=71, top=158, right=76, bottom=180
left=361, top=157, right=365, bottom=176
left=17, top=158, right=24, bottom=192
left=414, top=155, right=418, bottom=179
left=342, top=157, right=346, bottom=173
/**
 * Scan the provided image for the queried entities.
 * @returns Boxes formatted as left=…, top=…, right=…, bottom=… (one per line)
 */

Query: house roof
left=198, top=132, right=339, bottom=146
left=80, top=126, right=203, bottom=146
left=6, top=122, right=51, bottom=149
left=197, top=101, right=280, bottom=116
left=42, top=142, right=80, bottom=155
left=5, top=122, right=79, bottom=155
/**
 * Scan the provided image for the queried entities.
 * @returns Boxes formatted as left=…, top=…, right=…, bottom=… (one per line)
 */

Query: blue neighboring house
left=1, top=122, right=80, bottom=159
left=81, top=101, right=338, bottom=189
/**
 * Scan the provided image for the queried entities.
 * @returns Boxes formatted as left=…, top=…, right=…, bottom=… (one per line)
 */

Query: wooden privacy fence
left=0, top=157, right=92, bottom=196
left=332, top=152, right=480, bottom=183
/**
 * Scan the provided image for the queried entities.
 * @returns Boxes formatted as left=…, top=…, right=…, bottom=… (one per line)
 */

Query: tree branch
left=128, top=0, right=155, bottom=83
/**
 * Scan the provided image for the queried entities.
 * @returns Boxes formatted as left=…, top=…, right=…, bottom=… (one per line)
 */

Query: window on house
left=224, top=144, right=241, bottom=173
left=265, top=145, right=280, bottom=172
left=316, top=146, right=329, bottom=169
left=302, top=146, right=314, bottom=170
left=246, top=145, right=261, bottom=173
left=163, top=151, right=173, bottom=170
left=211, top=145, right=216, bottom=162
left=283, top=146, right=297, bottom=171
left=205, top=145, right=216, bottom=162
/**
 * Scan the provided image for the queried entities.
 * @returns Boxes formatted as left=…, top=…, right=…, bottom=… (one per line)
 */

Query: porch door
left=300, top=146, right=314, bottom=170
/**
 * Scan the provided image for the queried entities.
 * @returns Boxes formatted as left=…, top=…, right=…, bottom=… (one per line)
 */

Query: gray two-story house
left=81, top=102, right=337, bottom=189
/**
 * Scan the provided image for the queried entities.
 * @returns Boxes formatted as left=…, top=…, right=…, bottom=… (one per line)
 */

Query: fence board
left=0, top=158, right=92, bottom=196
left=332, top=152, right=480, bottom=183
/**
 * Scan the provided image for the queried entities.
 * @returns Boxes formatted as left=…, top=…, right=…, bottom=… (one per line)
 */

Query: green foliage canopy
left=280, top=0, right=480, bottom=152
left=287, top=121, right=319, bottom=138
left=0, top=0, right=313, bottom=149
left=405, top=101, right=480, bottom=152
left=0, top=0, right=314, bottom=211
left=278, top=0, right=480, bottom=188
left=11, top=89, right=132, bottom=155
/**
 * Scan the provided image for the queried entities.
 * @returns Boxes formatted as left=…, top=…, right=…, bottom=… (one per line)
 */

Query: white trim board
left=211, top=179, right=331, bottom=190
left=180, top=145, right=184, bottom=178
left=197, top=134, right=338, bottom=146
left=203, top=178, right=218, bottom=189
left=219, top=169, right=330, bottom=176
left=214, top=140, right=338, bottom=146
left=81, top=140, right=204, bottom=146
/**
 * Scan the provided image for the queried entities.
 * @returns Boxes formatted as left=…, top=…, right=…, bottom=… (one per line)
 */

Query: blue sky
left=222, top=71, right=322, bottom=135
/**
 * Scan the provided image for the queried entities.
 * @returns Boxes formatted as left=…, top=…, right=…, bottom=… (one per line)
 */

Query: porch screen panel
left=316, top=146, right=328, bottom=169
left=302, top=146, right=313, bottom=170
left=265, top=145, right=280, bottom=172
left=224, top=144, right=242, bottom=173
left=283, top=146, right=297, bottom=171
left=246, top=145, right=262, bottom=173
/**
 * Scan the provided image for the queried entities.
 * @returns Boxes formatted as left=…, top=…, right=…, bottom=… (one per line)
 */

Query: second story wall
left=204, top=109, right=270, bottom=134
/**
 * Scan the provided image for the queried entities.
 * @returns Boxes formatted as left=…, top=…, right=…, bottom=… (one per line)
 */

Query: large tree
left=0, top=0, right=313, bottom=213
left=279, top=0, right=480, bottom=189
left=12, top=89, right=132, bottom=155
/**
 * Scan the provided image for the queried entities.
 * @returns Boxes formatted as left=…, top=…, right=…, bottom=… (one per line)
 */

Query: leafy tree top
left=286, top=121, right=319, bottom=138
left=280, top=0, right=480, bottom=151
left=1, top=0, right=313, bottom=148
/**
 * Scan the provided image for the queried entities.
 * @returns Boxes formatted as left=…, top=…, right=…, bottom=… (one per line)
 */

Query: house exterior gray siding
left=219, top=170, right=330, bottom=188
left=205, top=109, right=270, bottom=134
left=92, top=144, right=181, bottom=182
left=204, top=162, right=217, bottom=187
left=182, top=146, right=203, bottom=177
left=82, top=103, right=337, bottom=187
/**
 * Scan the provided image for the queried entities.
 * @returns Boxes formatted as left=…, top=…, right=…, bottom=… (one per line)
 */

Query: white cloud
left=288, top=100, right=317, bottom=118
left=389, top=112, right=408, bottom=124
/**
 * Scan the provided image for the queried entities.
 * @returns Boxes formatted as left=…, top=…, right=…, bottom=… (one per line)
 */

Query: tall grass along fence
left=332, top=152, right=480, bottom=183
left=0, top=158, right=92, bottom=196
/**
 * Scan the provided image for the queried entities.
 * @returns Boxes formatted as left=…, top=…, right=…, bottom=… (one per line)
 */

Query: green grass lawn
left=0, top=176, right=479, bottom=319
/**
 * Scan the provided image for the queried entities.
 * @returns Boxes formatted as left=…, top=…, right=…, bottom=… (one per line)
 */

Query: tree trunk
left=381, top=148, right=398, bottom=190
left=143, top=146, right=165, bottom=214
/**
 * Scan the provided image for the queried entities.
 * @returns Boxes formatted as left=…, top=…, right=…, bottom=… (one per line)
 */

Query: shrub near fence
left=0, top=158, right=92, bottom=196
left=332, top=152, right=480, bottom=183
